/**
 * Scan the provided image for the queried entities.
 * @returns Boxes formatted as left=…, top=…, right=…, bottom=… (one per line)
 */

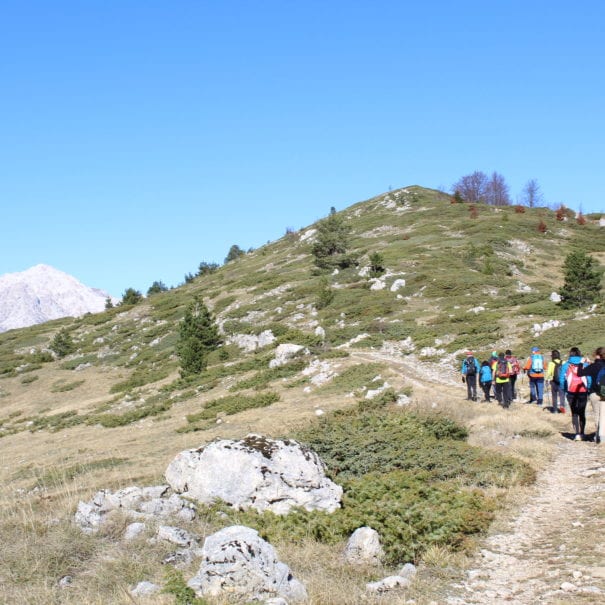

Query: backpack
left=596, top=367, right=605, bottom=398
left=565, top=363, right=587, bottom=393
left=496, top=359, right=510, bottom=379
left=552, top=360, right=562, bottom=384
left=465, top=357, right=477, bottom=376
left=507, top=356, right=521, bottom=375
left=531, top=354, right=544, bottom=373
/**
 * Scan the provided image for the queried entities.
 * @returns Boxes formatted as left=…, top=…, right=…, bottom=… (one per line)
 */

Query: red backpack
left=565, top=363, right=587, bottom=393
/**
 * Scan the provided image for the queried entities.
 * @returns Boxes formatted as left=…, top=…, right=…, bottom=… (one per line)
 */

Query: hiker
left=479, top=360, right=493, bottom=402
left=577, top=346, right=605, bottom=444
left=523, top=346, right=545, bottom=405
left=559, top=347, right=591, bottom=441
left=546, top=349, right=565, bottom=413
left=492, top=352, right=513, bottom=408
left=461, top=352, right=480, bottom=401
left=489, top=351, right=498, bottom=399
left=505, top=349, right=521, bottom=401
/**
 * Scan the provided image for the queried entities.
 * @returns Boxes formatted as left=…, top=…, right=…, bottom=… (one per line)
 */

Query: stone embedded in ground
left=188, top=525, right=307, bottom=603
left=165, top=434, right=343, bottom=514
left=130, top=581, right=160, bottom=597
left=366, top=575, right=411, bottom=593
left=343, top=526, right=384, bottom=566
left=74, top=485, right=195, bottom=533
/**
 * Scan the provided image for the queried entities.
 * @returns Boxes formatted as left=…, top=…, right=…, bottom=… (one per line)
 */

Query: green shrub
left=296, top=406, right=533, bottom=487
left=50, top=379, right=85, bottom=393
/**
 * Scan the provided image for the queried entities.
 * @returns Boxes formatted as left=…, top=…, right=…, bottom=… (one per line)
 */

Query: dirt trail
left=349, top=349, right=605, bottom=604
left=445, top=436, right=605, bottom=604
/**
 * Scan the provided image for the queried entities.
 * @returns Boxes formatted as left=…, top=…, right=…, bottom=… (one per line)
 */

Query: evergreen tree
left=104, top=297, right=114, bottom=310
left=147, top=281, right=168, bottom=296
left=197, top=261, right=219, bottom=276
left=558, top=250, right=602, bottom=309
left=311, top=212, right=356, bottom=270
left=50, top=328, right=75, bottom=358
left=121, top=287, right=143, bottom=305
left=224, top=244, right=245, bottom=263
left=369, top=252, right=386, bottom=277
left=177, top=296, right=221, bottom=377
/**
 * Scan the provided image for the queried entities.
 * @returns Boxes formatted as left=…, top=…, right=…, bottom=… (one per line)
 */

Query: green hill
left=1, top=186, right=603, bottom=604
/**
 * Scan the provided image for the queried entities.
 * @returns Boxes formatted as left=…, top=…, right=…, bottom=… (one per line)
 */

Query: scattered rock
left=188, top=525, right=307, bottom=603
left=75, top=485, right=195, bottom=533
left=124, top=522, right=146, bottom=541
left=269, top=343, right=309, bottom=368
left=130, top=581, right=160, bottom=597
left=344, top=527, right=384, bottom=566
left=366, top=575, right=410, bottom=593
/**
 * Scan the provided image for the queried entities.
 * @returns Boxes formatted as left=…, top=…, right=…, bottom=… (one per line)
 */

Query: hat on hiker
left=466, top=351, right=473, bottom=356
left=491, top=351, right=497, bottom=358
left=531, top=346, right=540, bottom=352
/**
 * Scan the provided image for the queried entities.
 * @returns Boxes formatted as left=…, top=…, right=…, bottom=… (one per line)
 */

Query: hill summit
left=0, top=264, right=114, bottom=332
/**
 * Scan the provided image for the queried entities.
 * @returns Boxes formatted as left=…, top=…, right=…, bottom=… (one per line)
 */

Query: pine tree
left=50, top=328, right=75, bottom=358
left=177, top=296, right=221, bottom=377
left=147, top=281, right=168, bottom=296
left=311, top=212, right=356, bottom=270
left=558, top=250, right=602, bottom=309
left=121, top=287, right=143, bottom=305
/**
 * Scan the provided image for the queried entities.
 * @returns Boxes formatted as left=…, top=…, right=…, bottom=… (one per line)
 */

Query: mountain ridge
left=0, top=264, right=116, bottom=333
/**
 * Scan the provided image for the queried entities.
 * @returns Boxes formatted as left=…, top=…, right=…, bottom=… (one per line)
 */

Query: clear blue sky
left=2, top=1, right=603, bottom=297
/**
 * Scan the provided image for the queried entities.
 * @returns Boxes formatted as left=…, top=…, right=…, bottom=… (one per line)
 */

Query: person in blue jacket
left=559, top=347, right=591, bottom=441
left=461, top=351, right=481, bottom=401
left=479, top=360, right=493, bottom=402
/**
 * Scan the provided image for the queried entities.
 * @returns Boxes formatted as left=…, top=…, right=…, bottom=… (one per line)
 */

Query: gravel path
left=446, top=437, right=605, bottom=604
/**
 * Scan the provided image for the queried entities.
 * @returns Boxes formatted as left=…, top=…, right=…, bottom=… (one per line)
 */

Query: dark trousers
left=509, top=374, right=518, bottom=399
left=466, top=374, right=477, bottom=400
left=495, top=381, right=512, bottom=408
left=567, top=391, right=588, bottom=434
left=481, top=381, right=492, bottom=401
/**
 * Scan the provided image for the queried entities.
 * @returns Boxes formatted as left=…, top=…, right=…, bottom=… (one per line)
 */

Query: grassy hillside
left=1, top=187, right=603, bottom=603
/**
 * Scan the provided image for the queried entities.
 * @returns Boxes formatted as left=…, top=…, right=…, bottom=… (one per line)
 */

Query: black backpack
left=597, top=367, right=605, bottom=398
left=465, top=357, right=477, bottom=376
left=552, top=360, right=562, bottom=384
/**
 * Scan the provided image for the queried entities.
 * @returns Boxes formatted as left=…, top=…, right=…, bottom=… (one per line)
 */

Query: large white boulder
left=165, top=435, right=342, bottom=514
left=188, top=525, right=307, bottom=603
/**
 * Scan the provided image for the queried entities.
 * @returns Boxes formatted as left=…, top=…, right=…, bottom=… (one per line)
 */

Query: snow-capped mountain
left=0, top=265, right=116, bottom=332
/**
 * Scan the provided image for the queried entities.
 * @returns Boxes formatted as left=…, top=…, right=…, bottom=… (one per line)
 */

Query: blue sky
left=1, top=1, right=603, bottom=297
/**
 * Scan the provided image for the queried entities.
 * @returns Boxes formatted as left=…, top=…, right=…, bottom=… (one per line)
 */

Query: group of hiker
left=461, top=346, right=605, bottom=443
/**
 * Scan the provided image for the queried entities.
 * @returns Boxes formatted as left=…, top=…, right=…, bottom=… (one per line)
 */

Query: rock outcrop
left=165, top=434, right=343, bottom=514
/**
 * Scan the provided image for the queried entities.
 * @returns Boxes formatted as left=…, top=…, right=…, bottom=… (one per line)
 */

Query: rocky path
left=446, top=437, right=605, bottom=604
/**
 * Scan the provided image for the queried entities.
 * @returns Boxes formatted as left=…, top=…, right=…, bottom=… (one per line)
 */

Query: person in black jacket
left=578, top=346, right=605, bottom=444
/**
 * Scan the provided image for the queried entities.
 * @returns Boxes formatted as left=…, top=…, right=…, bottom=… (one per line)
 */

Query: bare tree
left=485, top=172, right=511, bottom=206
left=451, top=171, right=488, bottom=203
left=521, top=179, right=543, bottom=208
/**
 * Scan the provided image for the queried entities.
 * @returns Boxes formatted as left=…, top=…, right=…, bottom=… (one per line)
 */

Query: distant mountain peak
left=0, top=265, right=115, bottom=332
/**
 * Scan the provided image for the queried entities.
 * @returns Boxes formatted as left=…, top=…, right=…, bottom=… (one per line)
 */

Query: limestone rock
left=269, top=343, right=308, bottom=368
left=165, top=435, right=342, bottom=514
left=344, top=527, right=384, bottom=565
left=188, top=525, right=307, bottom=603
left=74, top=485, right=195, bottom=533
